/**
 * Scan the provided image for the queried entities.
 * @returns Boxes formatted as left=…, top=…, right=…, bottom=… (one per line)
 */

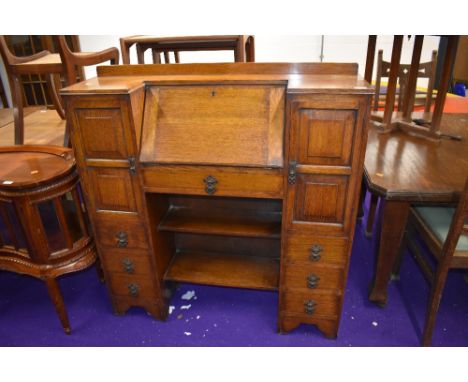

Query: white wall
left=0, top=35, right=441, bottom=108
left=78, top=35, right=440, bottom=78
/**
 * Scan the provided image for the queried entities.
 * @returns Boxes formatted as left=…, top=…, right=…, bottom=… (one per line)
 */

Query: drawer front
left=142, top=165, right=283, bottom=199
left=93, top=214, right=149, bottom=251
left=100, top=249, right=153, bottom=277
left=108, top=273, right=157, bottom=300
left=281, top=290, right=341, bottom=319
left=285, top=234, right=348, bottom=266
left=283, top=262, right=344, bottom=291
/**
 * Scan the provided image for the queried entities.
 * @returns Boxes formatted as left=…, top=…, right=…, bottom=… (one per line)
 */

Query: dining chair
left=362, top=49, right=438, bottom=237
left=373, top=49, right=438, bottom=113
left=400, top=176, right=468, bottom=346
left=0, top=35, right=120, bottom=145
left=0, top=74, right=8, bottom=108
left=55, top=36, right=119, bottom=85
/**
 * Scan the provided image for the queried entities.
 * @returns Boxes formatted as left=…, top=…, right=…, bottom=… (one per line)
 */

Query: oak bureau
left=61, top=63, right=372, bottom=338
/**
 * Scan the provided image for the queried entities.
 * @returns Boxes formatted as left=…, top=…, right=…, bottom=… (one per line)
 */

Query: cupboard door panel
left=288, top=174, right=349, bottom=233
left=297, top=109, right=356, bottom=166
left=88, top=167, right=137, bottom=213
left=75, top=108, right=129, bottom=159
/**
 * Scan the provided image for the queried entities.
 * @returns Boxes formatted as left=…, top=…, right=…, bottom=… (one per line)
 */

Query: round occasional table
left=0, top=145, right=97, bottom=334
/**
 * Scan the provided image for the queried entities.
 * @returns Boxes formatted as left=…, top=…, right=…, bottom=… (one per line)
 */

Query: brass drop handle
left=309, top=244, right=323, bottom=262
left=307, top=274, right=320, bottom=289
left=116, top=231, right=128, bottom=248
left=203, top=175, right=218, bottom=195
left=128, top=283, right=139, bottom=297
left=122, top=258, right=134, bottom=274
left=304, top=300, right=317, bottom=315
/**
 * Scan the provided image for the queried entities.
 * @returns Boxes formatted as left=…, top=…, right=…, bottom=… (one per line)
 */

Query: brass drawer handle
left=116, top=231, right=128, bottom=248
left=122, top=258, right=134, bottom=274
left=307, top=274, right=320, bottom=289
left=304, top=300, right=317, bottom=315
left=309, top=244, right=323, bottom=262
left=128, top=283, right=139, bottom=297
left=203, top=175, right=218, bottom=195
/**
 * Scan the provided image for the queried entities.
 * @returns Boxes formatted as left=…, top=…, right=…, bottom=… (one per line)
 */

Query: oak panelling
left=292, top=174, right=349, bottom=229
left=97, top=62, right=359, bottom=77
left=140, top=85, right=285, bottom=167
left=88, top=167, right=137, bottom=213
left=297, top=109, right=355, bottom=166
left=75, top=108, right=128, bottom=160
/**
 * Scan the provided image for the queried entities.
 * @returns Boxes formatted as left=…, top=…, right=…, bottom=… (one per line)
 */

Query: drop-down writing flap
left=139, top=84, right=285, bottom=168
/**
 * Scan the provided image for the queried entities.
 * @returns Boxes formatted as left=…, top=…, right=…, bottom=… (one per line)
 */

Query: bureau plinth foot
left=278, top=316, right=301, bottom=333
left=111, top=297, right=168, bottom=321
left=316, top=320, right=338, bottom=339
left=279, top=315, right=339, bottom=339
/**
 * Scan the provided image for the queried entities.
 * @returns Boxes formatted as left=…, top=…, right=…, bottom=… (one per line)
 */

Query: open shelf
left=164, top=250, right=279, bottom=291
left=159, top=206, right=281, bottom=238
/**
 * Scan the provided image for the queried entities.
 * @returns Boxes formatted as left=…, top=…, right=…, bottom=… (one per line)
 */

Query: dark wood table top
left=364, top=113, right=468, bottom=202
left=0, top=145, right=73, bottom=189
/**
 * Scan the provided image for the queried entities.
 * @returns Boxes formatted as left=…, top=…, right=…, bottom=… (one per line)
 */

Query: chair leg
left=357, top=181, right=366, bottom=219
left=45, top=74, right=65, bottom=120
left=44, top=278, right=71, bottom=334
left=63, top=119, right=71, bottom=147
left=11, top=74, right=24, bottom=145
left=365, top=193, right=379, bottom=237
left=422, top=266, right=450, bottom=346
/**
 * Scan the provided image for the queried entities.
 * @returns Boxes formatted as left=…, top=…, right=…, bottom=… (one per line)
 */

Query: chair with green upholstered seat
left=401, top=177, right=468, bottom=346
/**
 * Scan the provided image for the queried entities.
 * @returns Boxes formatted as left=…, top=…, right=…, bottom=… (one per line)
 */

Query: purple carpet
left=1, top=192, right=468, bottom=346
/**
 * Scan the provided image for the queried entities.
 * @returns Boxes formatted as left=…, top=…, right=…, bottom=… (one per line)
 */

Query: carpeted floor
left=1, top=192, right=467, bottom=347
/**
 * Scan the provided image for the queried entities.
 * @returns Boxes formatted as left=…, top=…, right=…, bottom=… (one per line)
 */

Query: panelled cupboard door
left=285, top=95, right=368, bottom=234
left=70, top=96, right=137, bottom=161
left=67, top=95, right=142, bottom=214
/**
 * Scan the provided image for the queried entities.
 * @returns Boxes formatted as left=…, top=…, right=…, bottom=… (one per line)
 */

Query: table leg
left=369, top=199, right=410, bottom=306
left=120, top=39, right=132, bottom=65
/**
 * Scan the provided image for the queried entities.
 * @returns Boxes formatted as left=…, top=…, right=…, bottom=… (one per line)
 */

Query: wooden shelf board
left=159, top=207, right=281, bottom=238
left=164, top=251, right=280, bottom=291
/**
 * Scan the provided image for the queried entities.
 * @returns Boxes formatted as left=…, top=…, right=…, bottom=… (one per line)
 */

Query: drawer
left=108, top=273, right=157, bottom=300
left=281, top=290, right=341, bottom=319
left=93, top=214, right=149, bottom=251
left=141, top=165, right=283, bottom=199
left=100, top=249, right=154, bottom=277
left=285, top=234, right=348, bottom=266
left=283, top=262, right=345, bottom=291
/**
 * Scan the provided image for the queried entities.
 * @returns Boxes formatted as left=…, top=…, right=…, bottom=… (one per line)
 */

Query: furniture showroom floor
left=1, top=191, right=467, bottom=346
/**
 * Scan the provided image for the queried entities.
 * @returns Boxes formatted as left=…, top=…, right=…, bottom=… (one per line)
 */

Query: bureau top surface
left=60, top=63, right=373, bottom=95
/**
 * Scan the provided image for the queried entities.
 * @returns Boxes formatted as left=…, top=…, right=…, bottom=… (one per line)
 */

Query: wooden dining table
left=120, top=35, right=255, bottom=64
left=365, top=112, right=468, bottom=305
